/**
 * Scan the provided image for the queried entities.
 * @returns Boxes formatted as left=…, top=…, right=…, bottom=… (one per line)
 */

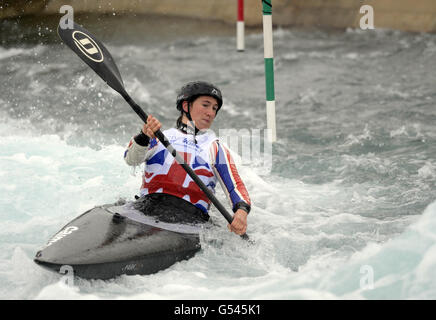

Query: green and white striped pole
left=262, top=0, right=276, bottom=142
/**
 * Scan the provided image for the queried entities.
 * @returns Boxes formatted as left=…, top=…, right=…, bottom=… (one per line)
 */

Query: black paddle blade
left=57, top=22, right=127, bottom=96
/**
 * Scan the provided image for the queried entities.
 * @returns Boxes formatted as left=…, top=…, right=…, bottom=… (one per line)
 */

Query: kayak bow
left=34, top=202, right=202, bottom=280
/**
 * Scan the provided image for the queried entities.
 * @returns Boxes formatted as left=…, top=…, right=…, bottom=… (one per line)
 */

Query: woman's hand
left=142, top=115, right=161, bottom=139
left=228, top=209, right=248, bottom=235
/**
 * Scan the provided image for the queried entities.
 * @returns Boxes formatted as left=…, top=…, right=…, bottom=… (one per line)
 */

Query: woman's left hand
left=228, top=209, right=248, bottom=235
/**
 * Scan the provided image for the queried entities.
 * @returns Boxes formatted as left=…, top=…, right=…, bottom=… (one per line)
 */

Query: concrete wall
left=42, top=0, right=264, bottom=25
left=273, top=0, right=436, bottom=33
left=1, top=0, right=436, bottom=33
left=0, top=0, right=50, bottom=19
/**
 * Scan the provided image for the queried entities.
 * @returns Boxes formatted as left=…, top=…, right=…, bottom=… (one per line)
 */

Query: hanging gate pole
left=237, top=0, right=245, bottom=51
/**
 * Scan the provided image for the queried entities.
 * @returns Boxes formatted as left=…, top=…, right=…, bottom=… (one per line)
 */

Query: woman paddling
left=124, top=81, right=251, bottom=235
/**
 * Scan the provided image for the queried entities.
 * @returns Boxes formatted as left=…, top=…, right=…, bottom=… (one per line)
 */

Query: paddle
left=57, top=22, right=250, bottom=241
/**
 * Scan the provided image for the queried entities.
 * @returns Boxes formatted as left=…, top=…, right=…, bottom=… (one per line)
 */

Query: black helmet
left=176, top=81, right=223, bottom=112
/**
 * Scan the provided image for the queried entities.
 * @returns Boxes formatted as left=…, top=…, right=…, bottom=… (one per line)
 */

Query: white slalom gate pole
left=262, top=0, right=276, bottom=143
left=237, top=0, right=244, bottom=51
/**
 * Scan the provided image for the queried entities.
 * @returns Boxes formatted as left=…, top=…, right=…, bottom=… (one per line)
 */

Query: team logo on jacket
left=72, top=31, right=104, bottom=63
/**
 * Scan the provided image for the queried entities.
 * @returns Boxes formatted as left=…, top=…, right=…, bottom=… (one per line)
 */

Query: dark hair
left=176, top=113, right=183, bottom=129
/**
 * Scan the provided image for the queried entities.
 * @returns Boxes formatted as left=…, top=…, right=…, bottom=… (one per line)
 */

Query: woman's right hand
left=142, top=115, right=162, bottom=139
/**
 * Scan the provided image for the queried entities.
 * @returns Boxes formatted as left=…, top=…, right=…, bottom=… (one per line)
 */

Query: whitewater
left=0, top=15, right=435, bottom=299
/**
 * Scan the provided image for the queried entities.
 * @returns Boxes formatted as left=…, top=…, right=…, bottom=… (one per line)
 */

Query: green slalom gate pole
left=262, top=0, right=277, bottom=142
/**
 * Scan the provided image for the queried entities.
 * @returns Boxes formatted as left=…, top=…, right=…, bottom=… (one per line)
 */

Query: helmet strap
left=180, top=101, right=199, bottom=143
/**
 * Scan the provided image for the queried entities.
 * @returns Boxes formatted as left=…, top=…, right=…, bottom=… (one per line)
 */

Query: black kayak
left=34, top=194, right=208, bottom=280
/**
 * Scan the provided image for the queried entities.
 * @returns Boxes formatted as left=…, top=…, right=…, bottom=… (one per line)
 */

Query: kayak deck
left=34, top=203, right=203, bottom=280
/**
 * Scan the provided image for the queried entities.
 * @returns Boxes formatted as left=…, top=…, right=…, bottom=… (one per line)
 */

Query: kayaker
left=124, top=81, right=251, bottom=235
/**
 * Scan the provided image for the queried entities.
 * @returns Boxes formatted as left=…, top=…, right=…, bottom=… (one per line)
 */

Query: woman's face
left=182, top=95, right=219, bottom=130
